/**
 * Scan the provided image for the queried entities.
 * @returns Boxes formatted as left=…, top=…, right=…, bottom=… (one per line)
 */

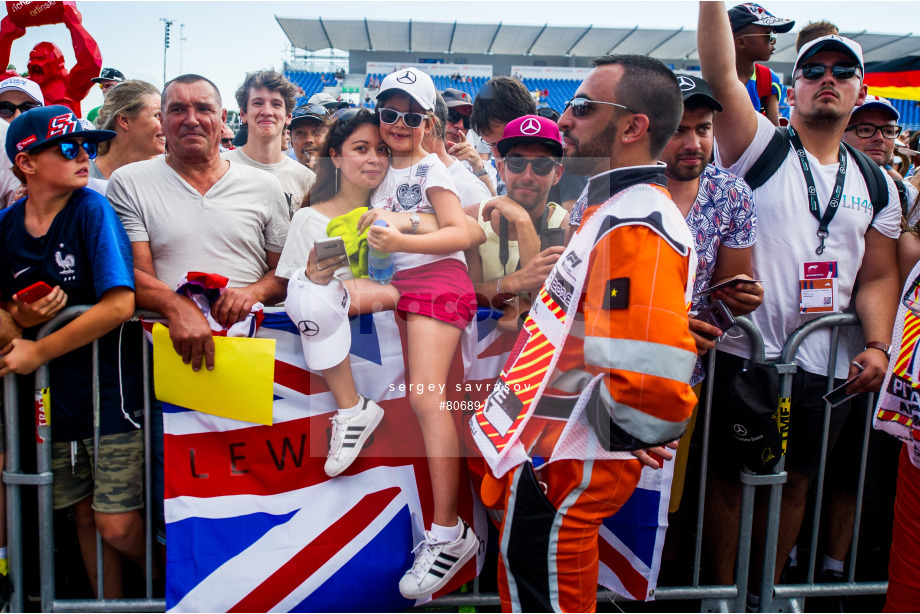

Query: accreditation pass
left=799, top=261, right=839, bottom=314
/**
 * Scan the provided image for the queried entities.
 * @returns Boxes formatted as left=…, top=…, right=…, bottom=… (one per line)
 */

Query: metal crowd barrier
left=2, top=309, right=893, bottom=613
left=4, top=306, right=163, bottom=613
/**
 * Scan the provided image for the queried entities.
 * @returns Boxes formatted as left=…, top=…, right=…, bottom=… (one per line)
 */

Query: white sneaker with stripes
left=398, top=520, right=478, bottom=600
left=324, top=396, right=384, bottom=478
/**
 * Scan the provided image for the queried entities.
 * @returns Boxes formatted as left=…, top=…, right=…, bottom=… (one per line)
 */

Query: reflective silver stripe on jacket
left=584, top=336, right=696, bottom=384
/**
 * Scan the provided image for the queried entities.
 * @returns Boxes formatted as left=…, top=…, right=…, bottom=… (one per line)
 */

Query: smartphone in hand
left=16, top=281, right=53, bottom=304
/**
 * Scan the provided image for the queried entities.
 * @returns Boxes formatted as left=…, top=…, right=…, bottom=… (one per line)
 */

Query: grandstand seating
left=284, top=71, right=338, bottom=105
left=364, top=73, right=577, bottom=115
left=890, top=98, right=920, bottom=130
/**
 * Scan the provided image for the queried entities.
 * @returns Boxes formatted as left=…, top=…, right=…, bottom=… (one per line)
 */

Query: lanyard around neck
left=787, top=126, right=847, bottom=256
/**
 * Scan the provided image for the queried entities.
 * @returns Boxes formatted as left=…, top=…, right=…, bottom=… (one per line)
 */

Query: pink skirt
left=391, top=258, right=476, bottom=329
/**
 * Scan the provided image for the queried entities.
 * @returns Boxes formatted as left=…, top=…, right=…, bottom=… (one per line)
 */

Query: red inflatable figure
left=0, top=1, right=101, bottom=117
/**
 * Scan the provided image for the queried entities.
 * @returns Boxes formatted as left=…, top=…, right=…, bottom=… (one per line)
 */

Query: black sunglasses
left=37, top=139, right=97, bottom=160
left=504, top=156, right=558, bottom=176
left=447, top=110, right=469, bottom=124
left=378, top=108, right=425, bottom=128
left=798, top=63, right=859, bottom=81
left=564, top=98, right=639, bottom=118
left=220, top=137, right=233, bottom=145
left=0, top=100, right=40, bottom=119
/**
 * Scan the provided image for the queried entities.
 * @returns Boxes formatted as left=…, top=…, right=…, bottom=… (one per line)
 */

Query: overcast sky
left=6, top=1, right=914, bottom=113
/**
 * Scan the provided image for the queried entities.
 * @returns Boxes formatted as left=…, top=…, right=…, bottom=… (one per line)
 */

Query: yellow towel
left=326, top=207, right=370, bottom=279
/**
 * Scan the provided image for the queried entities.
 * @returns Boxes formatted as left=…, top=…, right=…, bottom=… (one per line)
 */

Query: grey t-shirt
left=108, top=157, right=290, bottom=291
left=222, top=148, right=316, bottom=217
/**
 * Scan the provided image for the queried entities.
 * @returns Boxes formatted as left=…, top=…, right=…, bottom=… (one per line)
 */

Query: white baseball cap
left=794, top=35, right=864, bottom=74
left=285, top=274, right=352, bottom=371
left=0, top=77, right=43, bottom=105
left=377, top=68, right=436, bottom=111
left=852, top=95, right=900, bottom=121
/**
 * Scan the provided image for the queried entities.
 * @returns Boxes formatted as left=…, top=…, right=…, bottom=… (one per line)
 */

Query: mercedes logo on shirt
left=298, top=320, right=320, bottom=337
left=733, top=423, right=748, bottom=437
left=677, top=75, right=695, bottom=91
left=520, top=117, right=541, bottom=135
left=397, top=70, right=417, bottom=85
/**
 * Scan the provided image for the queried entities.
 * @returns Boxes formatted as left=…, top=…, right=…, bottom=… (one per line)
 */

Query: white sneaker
left=398, top=520, right=479, bottom=600
left=324, top=396, right=384, bottom=477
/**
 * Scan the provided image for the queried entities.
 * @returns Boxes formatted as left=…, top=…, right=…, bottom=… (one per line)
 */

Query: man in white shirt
left=222, top=70, right=316, bottom=217
left=421, top=92, right=492, bottom=208
left=698, top=4, right=900, bottom=604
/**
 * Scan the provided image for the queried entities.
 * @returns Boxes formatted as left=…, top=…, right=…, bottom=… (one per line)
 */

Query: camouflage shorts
left=51, top=429, right=144, bottom=513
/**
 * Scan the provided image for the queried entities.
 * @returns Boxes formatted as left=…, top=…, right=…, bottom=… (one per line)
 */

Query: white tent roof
left=275, top=17, right=918, bottom=64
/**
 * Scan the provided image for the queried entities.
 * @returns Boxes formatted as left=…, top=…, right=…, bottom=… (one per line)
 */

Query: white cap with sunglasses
left=377, top=67, right=437, bottom=111
left=0, top=76, right=44, bottom=106
left=794, top=35, right=864, bottom=75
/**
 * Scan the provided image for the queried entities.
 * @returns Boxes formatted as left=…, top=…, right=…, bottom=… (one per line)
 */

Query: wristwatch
left=408, top=211, right=420, bottom=234
left=865, top=341, right=891, bottom=358
left=474, top=166, right=489, bottom=177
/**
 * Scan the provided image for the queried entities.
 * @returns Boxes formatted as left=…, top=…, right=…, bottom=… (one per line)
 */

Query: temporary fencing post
left=3, top=375, right=23, bottom=613
left=803, top=326, right=842, bottom=586
left=34, top=307, right=94, bottom=611
left=142, top=330, right=154, bottom=599
left=757, top=313, right=860, bottom=613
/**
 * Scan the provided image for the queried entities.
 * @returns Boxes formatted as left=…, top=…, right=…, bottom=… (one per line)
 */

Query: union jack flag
left=161, top=309, right=672, bottom=610
left=163, top=311, right=486, bottom=612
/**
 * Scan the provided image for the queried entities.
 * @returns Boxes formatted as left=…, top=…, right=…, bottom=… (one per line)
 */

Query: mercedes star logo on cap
left=520, top=117, right=541, bottom=135
left=397, top=70, right=417, bottom=85
left=298, top=320, right=320, bottom=337
left=677, top=76, right=695, bottom=91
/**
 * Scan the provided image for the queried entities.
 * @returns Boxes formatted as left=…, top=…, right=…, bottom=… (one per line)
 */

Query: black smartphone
left=695, top=299, right=735, bottom=340
left=692, top=277, right=762, bottom=298
left=823, top=363, right=865, bottom=407
left=540, top=227, right=565, bottom=251
left=314, top=237, right=347, bottom=260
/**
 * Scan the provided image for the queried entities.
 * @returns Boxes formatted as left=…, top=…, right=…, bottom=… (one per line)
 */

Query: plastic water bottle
left=368, top=220, right=393, bottom=284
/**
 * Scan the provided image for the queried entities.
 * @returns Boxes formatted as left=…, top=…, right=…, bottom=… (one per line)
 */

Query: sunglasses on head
left=537, top=107, right=561, bottom=122
left=378, top=108, right=425, bottom=128
left=36, top=139, right=97, bottom=160
left=564, top=98, right=639, bottom=118
left=0, top=100, right=40, bottom=119
left=504, top=156, right=558, bottom=176
left=798, top=63, right=859, bottom=81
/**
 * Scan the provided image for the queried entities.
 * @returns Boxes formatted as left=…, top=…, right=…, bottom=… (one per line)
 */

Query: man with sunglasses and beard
left=470, top=55, right=697, bottom=612
left=698, top=4, right=901, bottom=607
left=728, top=3, right=794, bottom=126
left=462, top=114, right=567, bottom=332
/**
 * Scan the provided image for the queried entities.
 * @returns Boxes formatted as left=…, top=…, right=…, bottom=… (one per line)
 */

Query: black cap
left=91, top=67, right=125, bottom=84
left=727, top=3, right=795, bottom=33
left=675, top=74, right=723, bottom=112
left=290, top=104, right=328, bottom=127
left=441, top=88, right=472, bottom=115
left=231, top=123, right=248, bottom=147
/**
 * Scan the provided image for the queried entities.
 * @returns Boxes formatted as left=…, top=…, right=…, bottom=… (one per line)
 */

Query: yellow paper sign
left=152, top=323, right=276, bottom=426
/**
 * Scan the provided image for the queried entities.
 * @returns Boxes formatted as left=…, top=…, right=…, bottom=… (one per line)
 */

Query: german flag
left=865, top=56, right=920, bottom=101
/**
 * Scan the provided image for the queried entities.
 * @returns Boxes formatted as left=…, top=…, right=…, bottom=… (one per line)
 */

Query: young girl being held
left=368, top=68, right=478, bottom=600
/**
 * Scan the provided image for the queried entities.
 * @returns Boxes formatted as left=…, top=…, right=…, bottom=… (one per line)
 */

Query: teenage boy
left=223, top=70, right=316, bottom=217
left=0, top=105, right=146, bottom=598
